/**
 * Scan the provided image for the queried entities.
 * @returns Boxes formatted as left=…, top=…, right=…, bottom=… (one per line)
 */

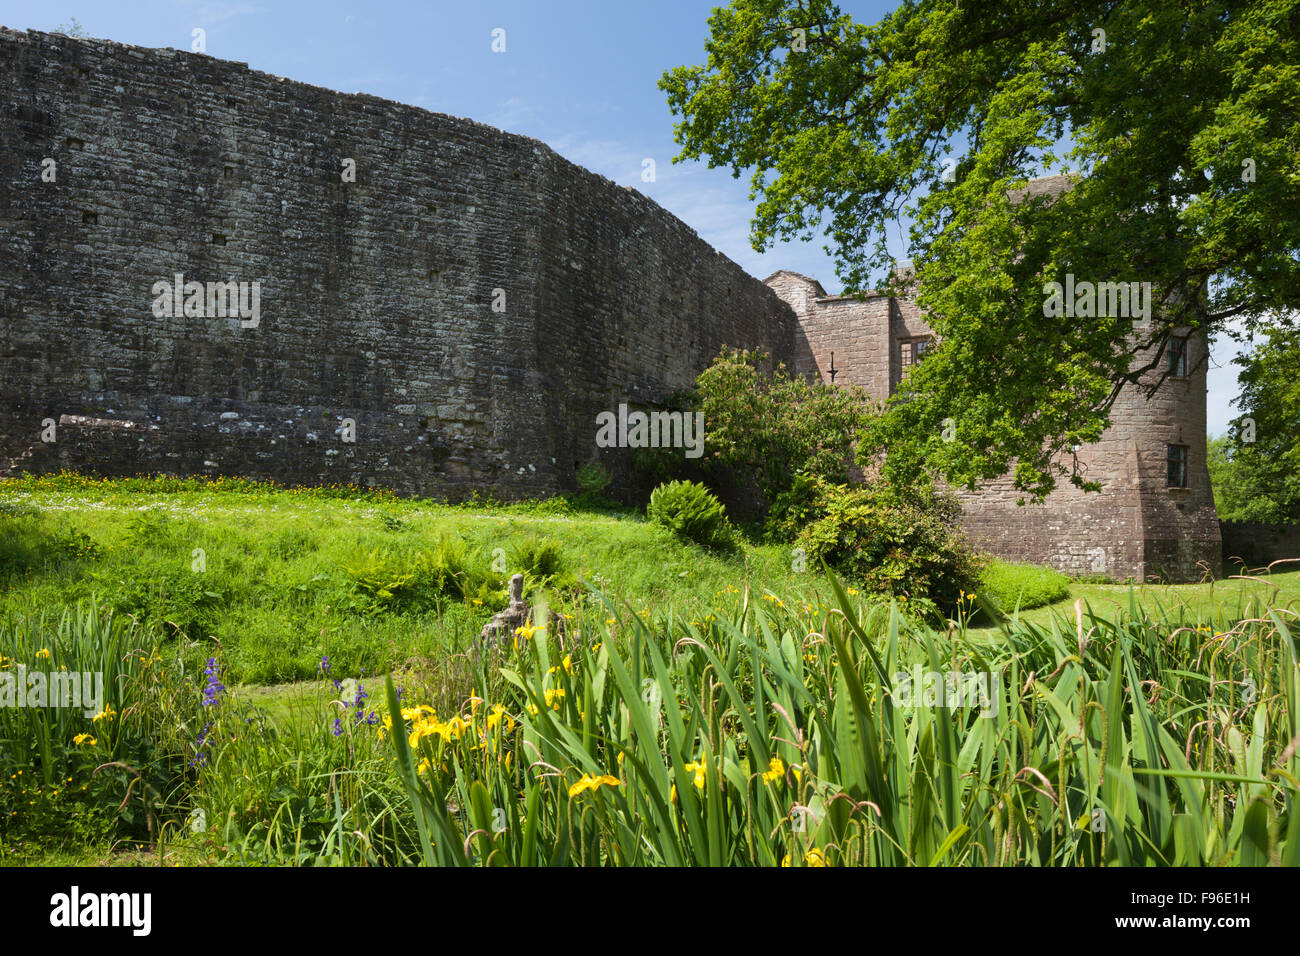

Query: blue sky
left=2, top=0, right=1246, bottom=433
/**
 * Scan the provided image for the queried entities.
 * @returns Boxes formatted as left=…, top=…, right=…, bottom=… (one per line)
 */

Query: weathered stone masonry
left=1, top=30, right=1226, bottom=581
left=0, top=28, right=795, bottom=499
left=767, top=260, right=1222, bottom=582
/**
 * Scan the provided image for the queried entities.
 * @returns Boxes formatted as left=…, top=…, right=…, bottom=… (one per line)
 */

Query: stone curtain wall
left=0, top=29, right=796, bottom=498
left=1221, top=521, right=1300, bottom=573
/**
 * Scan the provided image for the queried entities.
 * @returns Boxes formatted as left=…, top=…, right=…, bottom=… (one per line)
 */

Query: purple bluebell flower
left=202, top=658, right=225, bottom=708
left=191, top=721, right=213, bottom=768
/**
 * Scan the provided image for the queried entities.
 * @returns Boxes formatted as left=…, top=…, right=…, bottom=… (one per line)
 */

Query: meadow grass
left=4, top=475, right=1299, bottom=866
left=0, top=475, right=823, bottom=684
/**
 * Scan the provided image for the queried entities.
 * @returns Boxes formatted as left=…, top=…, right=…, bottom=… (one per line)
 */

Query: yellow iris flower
left=568, top=774, right=620, bottom=798
left=781, top=849, right=828, bottom=867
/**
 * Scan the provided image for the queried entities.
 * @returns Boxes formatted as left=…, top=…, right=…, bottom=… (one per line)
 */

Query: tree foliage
left=1209, top=327, right=1300, bottom=522
left=662, top=0, right=1300, bottom=499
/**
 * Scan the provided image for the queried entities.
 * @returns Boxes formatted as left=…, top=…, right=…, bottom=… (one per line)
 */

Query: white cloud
left=486, top=97, right=540, bottom=132
left=175, top=1, right=261, bottom=26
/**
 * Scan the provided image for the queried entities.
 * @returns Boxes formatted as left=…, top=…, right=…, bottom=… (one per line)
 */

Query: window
left=1166, top=444, right=1188, bottom=488
left=901, top=337, right=932, bottom=367
left=1167, top=336, right=1188, bottom=377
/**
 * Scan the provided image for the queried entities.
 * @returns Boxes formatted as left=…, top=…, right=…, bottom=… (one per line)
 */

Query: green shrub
left=694, top=347, right=875, bottom=507
left=764, top=472, right=827, bottom=543
left=792, top=477, right=984, bottom=620
left=647, top=480, right=732, bottom=550
left=978, top=560, right=1071, bottom=612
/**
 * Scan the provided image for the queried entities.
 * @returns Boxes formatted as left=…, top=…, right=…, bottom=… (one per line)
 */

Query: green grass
left=5, top=474, right=1298, bottom=682
left=6, top=475, right=1300, bottom=866
left=978, top=559, right=1071, bottom=612
left=968, top=569, right=1300, bottom=640
left=0, top=475, right=831, bottom=684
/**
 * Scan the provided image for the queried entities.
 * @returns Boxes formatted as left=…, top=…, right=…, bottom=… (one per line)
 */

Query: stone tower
left=766, top=187, right=1222, bottom=583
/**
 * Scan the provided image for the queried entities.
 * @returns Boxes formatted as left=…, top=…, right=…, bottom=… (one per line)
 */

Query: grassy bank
left=0, top=475, right=829, bottom=684
left=3, top=475, right=1299, bottom=866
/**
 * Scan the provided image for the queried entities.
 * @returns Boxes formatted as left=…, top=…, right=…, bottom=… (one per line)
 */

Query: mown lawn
left=969, top=570, right=1300, bottom=639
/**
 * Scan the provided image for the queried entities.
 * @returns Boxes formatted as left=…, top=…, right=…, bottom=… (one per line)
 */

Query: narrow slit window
left=1166, top=444, right=1188, bottom=488
left=1168, top=336, right=1188, bottom=377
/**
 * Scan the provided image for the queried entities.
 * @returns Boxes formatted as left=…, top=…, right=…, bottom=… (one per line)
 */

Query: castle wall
left=0, top=29, right=796, bottom=498
left=1220, top=520, right=1300, bottom=572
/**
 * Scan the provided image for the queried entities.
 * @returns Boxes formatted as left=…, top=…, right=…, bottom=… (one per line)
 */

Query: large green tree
left=1209, top=327, right=1300, bottom=521
left=662, top=0, right=1300, bottom=499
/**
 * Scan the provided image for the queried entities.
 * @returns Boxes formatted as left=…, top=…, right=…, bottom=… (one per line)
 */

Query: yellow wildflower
left=485, top=704, right=515, bottom=733
left=408, top=714, right=447, bottom=748
left=73, top=733, right=96, bottom=746
left=568, top=774, right=620, bottom=798
left=781, top=849, right=828, bottom=867
left=762, top=756, right=786, bottom=783
left=683, top=759, right=708, bottom=789
left=91, top=704, right=116, bottom=723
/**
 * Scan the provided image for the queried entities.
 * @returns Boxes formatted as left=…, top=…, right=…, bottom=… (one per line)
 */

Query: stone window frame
left=1167, top=335, right=1189, bottom=378
left=1166, top=443, right=1190, bottom=489
left=899, top=335, right=933, bottom=368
